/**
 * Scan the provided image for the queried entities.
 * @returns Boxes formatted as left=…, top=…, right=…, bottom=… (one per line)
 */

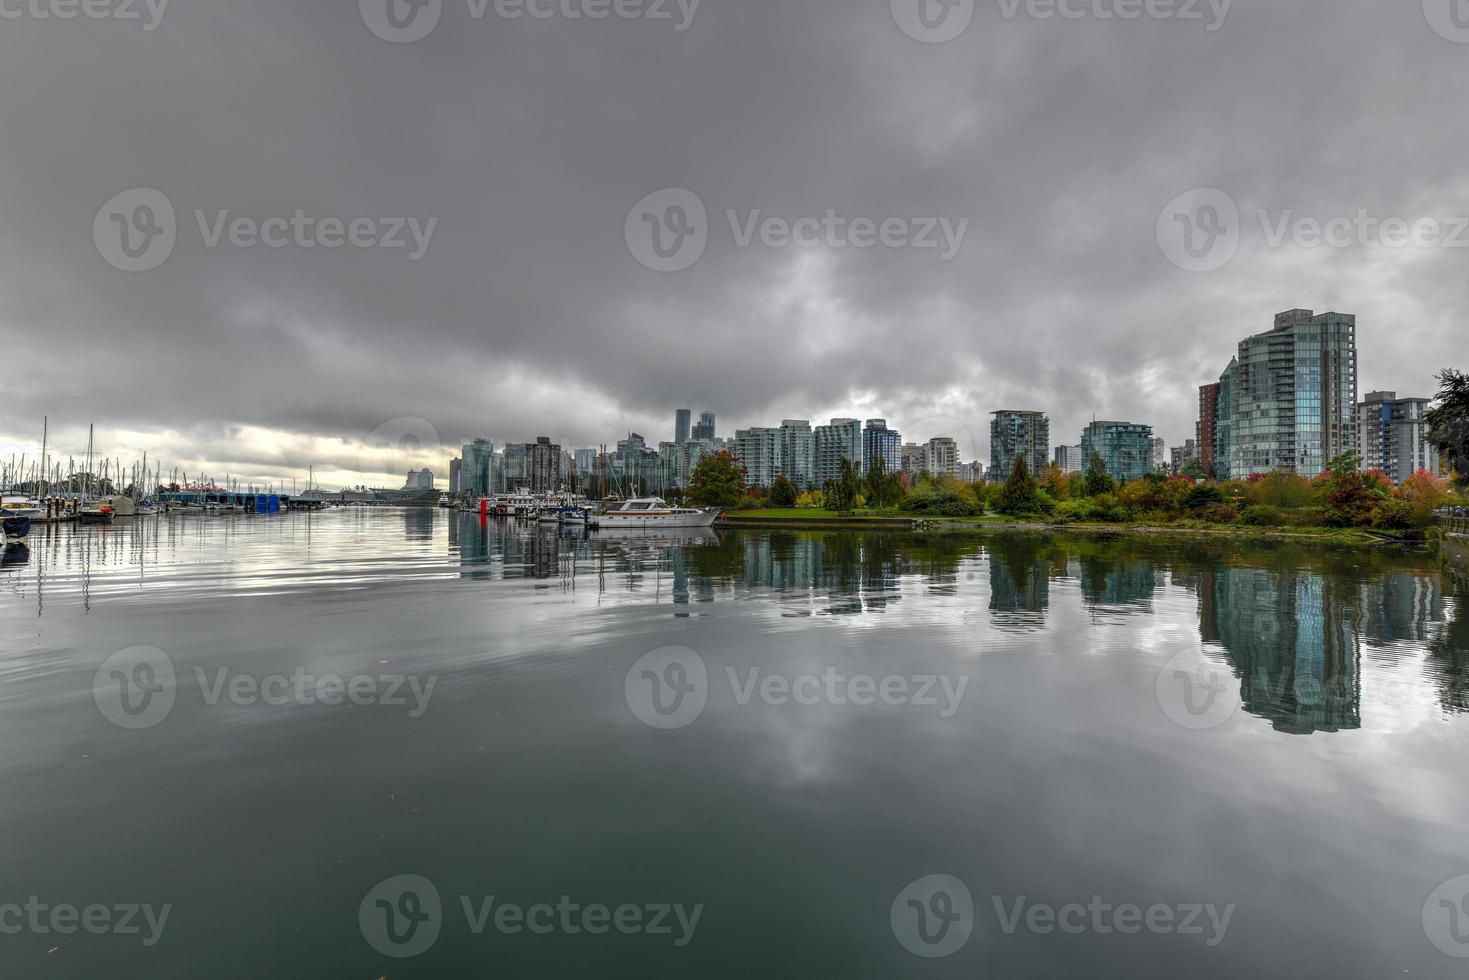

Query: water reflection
left=4, top=512, right=1467, bottom=734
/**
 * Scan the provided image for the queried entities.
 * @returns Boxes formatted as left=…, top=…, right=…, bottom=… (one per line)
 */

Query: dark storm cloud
left=1, top=0, right=1464, bottom=481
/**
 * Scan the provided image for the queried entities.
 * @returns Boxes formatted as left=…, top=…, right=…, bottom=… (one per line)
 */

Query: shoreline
left=715, top=512, right=1419, bottom=546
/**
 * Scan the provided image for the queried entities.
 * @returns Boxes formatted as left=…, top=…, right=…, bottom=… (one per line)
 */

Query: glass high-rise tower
left=1228, top=310, right=1357, bottom=479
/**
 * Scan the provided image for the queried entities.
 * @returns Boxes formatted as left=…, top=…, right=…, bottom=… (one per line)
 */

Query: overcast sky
left=1, top=0, right=1465, bottom=488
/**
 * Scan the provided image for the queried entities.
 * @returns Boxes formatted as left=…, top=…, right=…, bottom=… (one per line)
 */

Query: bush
left=1240, top=504, right=1283, bottom=526
left=1052, top=499, right=1104, bottom=524
left=1195, top=503, right=1239, bottom=524
left=1369, top=497, right=1412, bottom=529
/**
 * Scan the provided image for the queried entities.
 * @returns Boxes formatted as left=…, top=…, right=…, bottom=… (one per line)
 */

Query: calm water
left=2, top=510, right=1468, bottom=978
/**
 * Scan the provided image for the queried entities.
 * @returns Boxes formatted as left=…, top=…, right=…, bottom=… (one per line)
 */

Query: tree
left=1084, top=453, right=1116, bottom=497
left=769, top=474, right=798, bottom=508
left=1180, top=458, right=1207, bottom=480
left=1427, top=368, right=1469, bottom=487
left=865, top=455, right=902, bottom=509
left=825, top=458, right=863, bottom=512
left=996, top=456, right=1041, bottom=515
left=1317, top=451, right=1389, bottom=527
left=686, top=451, right=746, bottom=509
left=1040, top=462, right=1071, bottom=502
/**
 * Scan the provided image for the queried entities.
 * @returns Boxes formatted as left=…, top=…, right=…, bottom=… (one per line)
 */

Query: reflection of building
left=1199, top=565, right=1361, bottom=734
left=1357, top=390, right=1438, bottom=484
left=987, top=540, right=1048, bottom=630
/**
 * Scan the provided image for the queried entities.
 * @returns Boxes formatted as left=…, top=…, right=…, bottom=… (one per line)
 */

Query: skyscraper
left=675, top=409, right=691, bottom=445
left=862, top=419, right=902, bottom=475
left=1054, top=445, right=1084, bottom=474
left=1197, top=381, right=1221, bottom=478
left=461, top=438, right=495, bottom=498
left=692, top=412, right=716, bottom=442
left=1357, top=391, right=1439, bottom=484
left=899, top=443, right=925, bottom=474
left=990, top=410, right=1050, bottom=480
left=1081, top=421, right=1155, bottom=482
left=1228, top=309, right=1358, bottom=479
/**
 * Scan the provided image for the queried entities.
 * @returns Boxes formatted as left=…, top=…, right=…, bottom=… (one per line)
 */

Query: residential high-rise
left=692, top=412, right=717, bottom=442
left=675, top=409, right=691, bottom=445
left=448, top=457, right=463, bottom=495
left=778, top=420, right=814, bottom=489
left=813, top=418, right=862, bottom=486
left=1170, top=440, right=1199, bottom=475
left=899, top=443, right=925, bottom=475
left=1054, top=444, right=1084, bottom=474
left=862, top=419, right=902, bottom=476
left=1150, top=437, right=1168, bottom=473
left=1212, top=359, right=1237, bottom=480
left=574, top=448, right=599, bottom=477
left=924, top=436, right=959, bottom=477
left=1197, top=382, right=1221, bottom=477
left=1357, top=391, right=1439, bottom=484
left=1228, top=309, right=1358, bottom=479
left=1081, top=421, right=1155, bottom=483
left=735, top=427, right=782, bottom=489
left=990, top=410, right=1050, bottom=480
left=461, top=438, right=495, bottom=498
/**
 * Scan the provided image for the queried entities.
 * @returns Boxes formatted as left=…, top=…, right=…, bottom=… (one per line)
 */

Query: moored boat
left=590, top=497, right=719, bottom=529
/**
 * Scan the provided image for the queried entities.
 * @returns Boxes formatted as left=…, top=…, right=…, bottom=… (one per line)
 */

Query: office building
left=924, top=436, right=959, bottom=478
left=448, top=457, right=462, bottom=495
left=692, top=412, right=717, bottom=442
left=990, top=410, right=1050, bottom=480
left=813, top=418, right=863, bottom=486
left=1228, top=309, right=1358, bottom=479
left=862, top=419, right=902, bottom=475
left=1357, top=391, right=1438, bottom=484
left=675, top=409, right=691, bottom=445
left=1081, top=421, right=1155, bottom=483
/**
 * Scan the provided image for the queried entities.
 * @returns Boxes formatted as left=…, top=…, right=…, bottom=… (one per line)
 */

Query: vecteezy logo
left=890, top=874, right=974, bottom=958
left=624, top=188, right=708, bottom=272
left=891, top=0, right=974, bottom=43
left=93, top=188, right=176, bottom=272
left=92, top=646, right=177, bottom=730
left=1156, top=649, right=1237, bottom=731
left=1424, top=875, right=1469, bottom=957
left=1423, top=0, right=1469, bottom=42
left=360, top=0, right=443, bottom=42
left=360, top=875, right=444, bottom=958
left=1156, top=187, right=1240, bottom=272
left=624, top=646, right=708, bottom=729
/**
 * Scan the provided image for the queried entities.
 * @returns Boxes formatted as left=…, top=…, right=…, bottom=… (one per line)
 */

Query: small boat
left=2, top=515, right=32, bottom=542
left=591, top=497, right=720, bottom=529
left=77, top=506, right=114, bottom=526
left=438, top=494, right=456, bottom=509
left=1, top=496, right=45, bottom=520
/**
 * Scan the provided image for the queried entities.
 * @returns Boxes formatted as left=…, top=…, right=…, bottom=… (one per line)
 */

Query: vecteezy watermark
left=359, top=875, right=703, bottom=959
left=1423, top=0, right=1469, bottom=43
left=0, top=898, right=172, bottom=947
left=358, top=0, right=700, bottom=43
left=92, top=647, right=438, bottom=730
left=93, top=188, right=437, bottom=272
left=1158, top=187, right=1469, bottom=272
left=625, top=188, right=970, bottom=272
left=1423, top=875, right=1469, bottom=958
left=891, top=0, right=1230, bottom=43
left=358, top=416, right=444, bottom=486
left=890, top=875, right=975, bottom=958
left=623, top=647, right=969, bottom=729
left=0, top=0, right=168, bottom=30
left=890, top=876, right=1234, bottom=957
left=1155, top=649, right=1238, bottom=730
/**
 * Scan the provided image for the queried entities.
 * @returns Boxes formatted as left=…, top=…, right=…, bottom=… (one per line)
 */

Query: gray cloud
left=1, top=0, right=1463, bottom=484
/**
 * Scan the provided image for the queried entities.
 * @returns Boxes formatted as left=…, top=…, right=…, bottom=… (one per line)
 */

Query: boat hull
left=593, top=512, right=719, bottom=529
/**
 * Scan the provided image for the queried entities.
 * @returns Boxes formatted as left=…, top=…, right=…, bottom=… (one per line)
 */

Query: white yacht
left=591, top=497, right=720, bottom=529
